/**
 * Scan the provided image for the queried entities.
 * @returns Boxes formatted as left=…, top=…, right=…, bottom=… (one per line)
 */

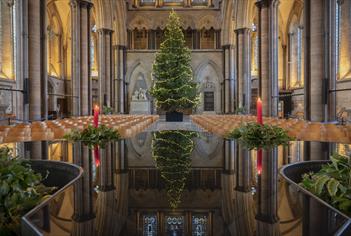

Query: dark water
left=12, top=131, right=351, bottom=236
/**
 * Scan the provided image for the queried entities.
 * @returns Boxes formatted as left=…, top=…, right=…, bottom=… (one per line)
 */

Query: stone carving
left=132, top=88, right=148, bottom=101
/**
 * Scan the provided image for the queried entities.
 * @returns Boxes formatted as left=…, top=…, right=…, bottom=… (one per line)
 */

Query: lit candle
left=94, top=146, right=100, bottom=167
left=93, top=105, right=99, bottom=128
left=257, top=149, right=262, bottom=175
left=257, top=97, right=263, bottom=125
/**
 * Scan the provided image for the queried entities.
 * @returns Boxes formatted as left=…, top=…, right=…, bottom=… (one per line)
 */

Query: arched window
left=251, top=23, right=258, bottom=77
left=91, top=24, right=98, bottom=77
left=288, top=15, right=303, bottom=88
left=47, top=15, right=62, bottom=78
left=336, top=1, right=341, bottom=79
left=0, top=0, right=16, bottom=80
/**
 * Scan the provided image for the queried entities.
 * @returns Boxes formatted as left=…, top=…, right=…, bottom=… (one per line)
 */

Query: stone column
left=223, top=45, right=235, bottom=114
left=235, top=28, right=252, bottom=113
left=70, top=0, right=93, bottom=116
left=235, top=144, right=251, bottom=192
left=97, top=28, right=113, bottom=109
left=256, top=0, right=279, bottom=117
left=304, top=0, right=333, bottom=160
left=26, top=0, right=47, bottom=121
left=114, top=45, right=127, bottom=113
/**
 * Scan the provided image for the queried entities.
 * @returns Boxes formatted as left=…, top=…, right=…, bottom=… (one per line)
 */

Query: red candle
left=257, top=97, right=263, bottom=125
left=94, top=146, right=100, bottom=167
left=257, top=149, right=262, bottom=175
left=93, top=105, right=99, bottom=128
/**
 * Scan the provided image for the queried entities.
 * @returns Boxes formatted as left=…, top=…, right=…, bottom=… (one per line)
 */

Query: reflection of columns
left=235, top=144, right=251, bottom=192
left=256, top=0, right=279, bottom=117
left=70, top=0, right=93, bottom=116
left=256, top=148, right=279, bottom=236
left=72, top=143, right=95, bottom=223
left=26, top=0, right=47, bottom=121
left=114, top=45, right=127, bottom=114
left=99, top=143, right=115, bottom=191
left=235, top=28, right=251, bottom=113
left=223, top=45, right=235, bottom=113
left=223, top=140, right=235, bottom=173
left=97, top=28, right=113, bottom=108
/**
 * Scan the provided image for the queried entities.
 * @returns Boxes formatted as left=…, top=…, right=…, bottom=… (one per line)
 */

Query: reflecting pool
left=4, top=129, right=351, bottom=236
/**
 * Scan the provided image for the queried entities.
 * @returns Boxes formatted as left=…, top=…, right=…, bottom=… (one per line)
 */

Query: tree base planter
left=280, top=161, right=351, bottom=235
left=166, top=111, right=183, bottom=122
left=21, top=160, right=83, bottom=236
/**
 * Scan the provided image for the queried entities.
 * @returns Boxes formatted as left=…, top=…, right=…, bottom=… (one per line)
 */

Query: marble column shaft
left=235, top=28, right=252, bottom=113
left=114, top=45, right=127, bottom=114
left=70, top=0, right=93, bottom=116
left=98, top=28, right=113, bottom=109
left=223, top=45, right=235, bottom=113
left=256, top=0, right=279, bottom=117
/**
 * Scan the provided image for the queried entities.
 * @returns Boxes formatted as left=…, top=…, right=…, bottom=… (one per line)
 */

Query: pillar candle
left=93, top=105, right=99, bottom=128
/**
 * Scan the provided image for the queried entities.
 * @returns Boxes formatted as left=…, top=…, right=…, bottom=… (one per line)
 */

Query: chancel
left=0, top=0, right=351, bottom=236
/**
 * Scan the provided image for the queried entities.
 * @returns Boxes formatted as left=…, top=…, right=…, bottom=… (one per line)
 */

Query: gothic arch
left=196, top=14, right=221, bottom=30
left=194, top=60, right=222, bottom=113
left=126, top=61, right=152, bottom=102
left=128, top=15, right=153, bottom=30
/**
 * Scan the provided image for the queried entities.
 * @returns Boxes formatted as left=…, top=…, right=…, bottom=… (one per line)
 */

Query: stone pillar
left=304, top=0, right=333, bottom=160
left=256, top=0, right=279, bottom=117
left=97, top=28, right=113, bottom=109
left=223, top=45, right=235, bottom=113
left=114, top=45, right=127, bottom=113
left=26, top=0, right=47, bottom=121
left=235, top=28, right=252, bottom=113
left=70, top=0, right=93, bottom=116
left=255, top=148, right=280, bottom=236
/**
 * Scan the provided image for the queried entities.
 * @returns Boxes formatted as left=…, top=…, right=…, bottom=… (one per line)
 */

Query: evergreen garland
left=152, top=130, right=197, bottom=208
left=150, top=11, right=199, bottom=112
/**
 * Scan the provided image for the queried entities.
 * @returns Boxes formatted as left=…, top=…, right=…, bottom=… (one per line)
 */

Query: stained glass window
left=192, top=215, right=207, bottom=236
left=143, top=214, right=157, bottom=236
left=165, top=216, right=184, bottom=236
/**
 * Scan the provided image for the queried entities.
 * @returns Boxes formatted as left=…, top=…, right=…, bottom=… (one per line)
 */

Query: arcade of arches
left=1, top=0, right=351, bottom=235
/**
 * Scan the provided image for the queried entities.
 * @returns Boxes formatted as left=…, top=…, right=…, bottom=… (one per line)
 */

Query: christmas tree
left=150, top=11, right=199, bottom=112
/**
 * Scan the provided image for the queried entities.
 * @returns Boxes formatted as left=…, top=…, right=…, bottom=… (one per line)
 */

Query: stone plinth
left=130, top=100, right=151, bottom=114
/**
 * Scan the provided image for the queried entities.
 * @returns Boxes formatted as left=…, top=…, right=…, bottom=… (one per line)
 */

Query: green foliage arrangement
left=103, top=106, right=113, bottom=115
left=152, top=130, right=197, bottom=208
left=0, top=147, right=55, bottom=235
left=226, top=122, right=293, bottom=150
left=300, top=153, right=351, bottom=216
left=150, top=11, right=199, bottom=112
left=64, top=125, right=120, bottom=149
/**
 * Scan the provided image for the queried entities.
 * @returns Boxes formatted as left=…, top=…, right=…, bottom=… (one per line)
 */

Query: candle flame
left=257, top=97, right=261, bottom=102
